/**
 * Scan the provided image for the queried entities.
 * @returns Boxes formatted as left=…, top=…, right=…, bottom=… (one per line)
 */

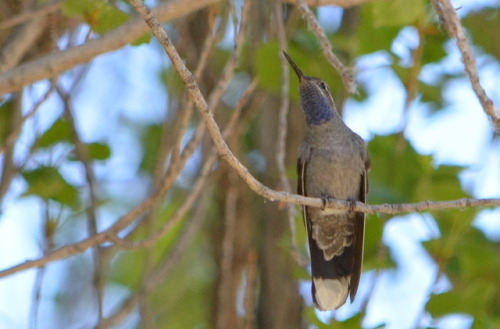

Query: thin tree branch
left=100, top=195, right=209, bottom=329
left=0, top=1, right=61, bottom=30
left=164, top=11, right=221, bottom=183
left=0, top=84, right=56, bottom=155
left=56, top=82, right=105, bottom=327
left=431, top=0, right=500, bottom=131
left=110, top=79, right=257, bottom=250
left=0, top=94, right=22, bottom=207
left=216, top=173, right=238, bottom=329
left=292, top=0, right=357, bottom=93
left=0, top=0, right=222, bottom=95
left=0, top=16, right=48, bottom=72
left=274, top=0, right=304, bottom=264
left=242, top=249, right=258, bottom=329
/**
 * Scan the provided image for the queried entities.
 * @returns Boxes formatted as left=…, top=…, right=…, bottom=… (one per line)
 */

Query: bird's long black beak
left=282, top=50, right=304, bottom=82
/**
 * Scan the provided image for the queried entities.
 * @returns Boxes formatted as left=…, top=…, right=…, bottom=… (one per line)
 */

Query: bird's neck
left=301, top=94, right=336, bottom=126
left=304, top=115, right=350, bottom=148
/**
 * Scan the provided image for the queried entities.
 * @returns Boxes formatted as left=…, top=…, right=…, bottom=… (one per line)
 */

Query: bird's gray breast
left=300, top=122, right=366, bottom=260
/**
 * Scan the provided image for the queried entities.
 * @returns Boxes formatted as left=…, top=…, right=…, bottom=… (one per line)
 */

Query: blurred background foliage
left=0, top=0, right=499, bottom=329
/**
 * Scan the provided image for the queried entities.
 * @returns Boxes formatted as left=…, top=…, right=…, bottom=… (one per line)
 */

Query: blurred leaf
left=364, top=216, right=393, bottom=269
left=0, top=100, right=13, bottom=145
left=131, top=32, right=152, bottom=46
left=62, top=0, right=97, bottom=16
left=292, top=30, right=322, bottom=53
left=355, top=5, right=400, bottom=55
left=370, top=0, right=426, bottom=27
left=368, top=134, right=431, bottom=203
left=342, top=313, right=365, bottom=329
left=22, top=166, right=79, bottom=208
left=427, top=291, right=469, bottom=317
left=109, top=249, right=144, bottom=286
left=420, top=25, right=448, bottom=64
left=415, top=165, right=468, bottom=201
left=255, top=41, right=282, bottom=95
left=427, top=281, right=495, bottom=318
left=457, top=229, right=500, bottom=280
left=62, top=0, right=129, bottom=34
left=304, top=306, right=333, bottom=329
left=140, top=124, right=162, bottom=172
left=419, top=81, right=444, bottom=111
left=463, top=9, right=500, bottom=61
left=36, top=119, right=71, bottom=149
left=151, top=229, right=215, bottom=328
left=93, top=4, right=129, bottom=34
left=423, top=210, right=475, bottom=262
left=68, top=142, right=111, bottom=161
left=86, top=142, right=111, bottom=160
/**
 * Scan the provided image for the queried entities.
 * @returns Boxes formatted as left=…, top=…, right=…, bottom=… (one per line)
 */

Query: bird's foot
left=346, top=198, right=356, bottom=212
left=320, top=196, right=328, bottom=211
left=320, top=195, right=338, bottom=211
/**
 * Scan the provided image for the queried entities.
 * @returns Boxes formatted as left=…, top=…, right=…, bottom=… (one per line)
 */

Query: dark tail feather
left=308, top=212, right=364, bottom=310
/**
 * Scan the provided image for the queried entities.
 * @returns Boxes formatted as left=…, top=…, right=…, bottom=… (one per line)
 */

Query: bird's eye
left=319, top=81, right=328, bottom=90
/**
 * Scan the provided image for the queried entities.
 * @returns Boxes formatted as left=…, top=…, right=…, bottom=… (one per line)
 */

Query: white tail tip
left=313, top=276, right=350, bottom=310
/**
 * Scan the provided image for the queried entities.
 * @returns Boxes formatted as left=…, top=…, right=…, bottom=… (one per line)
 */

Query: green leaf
left=35, top=119, right=71, bottom=149
left=419, top=81, right=444, bottom=111
left=140, top=124, right=162, bottom=172
left=62, top=0, right=97, bottom=16
left=367, top=134, right=431, bottom=203
left=62, top=0, right=129, bottom=34
left=427, top=281, right=495, bottom=319
left=355, top=5, right=400, bottom=55
left=370, top=0, right=426, bottom=27
left=427, top=291, right=469, bottom=317
left=463, top=9, right=500, bottom=61
left=69, top=142, right=111, bottom=161
left=364, top=215, right=394, bottom=269
left=255, top=41, right=282, bottom=95
left=93, top=4, right=129, bottom=35
left=131, top=32, right=152, bottom=46
left=109, top=250, right=145, bottom=286
left=86, top=142, right=111, bottom=160
left=421, top=26, right=448, bottom=64
left=415, top=165, right=468, bottom=201
left=0, top=99, right=14, bottom=146
left=22, top=166, right=79, bottom=208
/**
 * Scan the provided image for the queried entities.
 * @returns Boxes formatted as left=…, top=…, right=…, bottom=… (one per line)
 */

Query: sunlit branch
left=431, top=0, right=500, bottom=131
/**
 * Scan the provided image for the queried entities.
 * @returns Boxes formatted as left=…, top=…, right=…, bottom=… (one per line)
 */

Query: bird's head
left=283, top=51, right=337, bottom=126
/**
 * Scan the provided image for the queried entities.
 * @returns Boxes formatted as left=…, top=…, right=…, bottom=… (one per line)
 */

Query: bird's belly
left=305, top=148, right=364, bottom=202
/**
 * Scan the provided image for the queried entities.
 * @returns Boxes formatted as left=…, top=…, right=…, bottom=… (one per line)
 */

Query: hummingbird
left=283, top=51, right=370, bottom=310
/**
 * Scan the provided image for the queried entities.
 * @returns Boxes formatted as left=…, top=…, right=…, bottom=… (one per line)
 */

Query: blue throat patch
left=302, top=95, right=335, bottom=126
